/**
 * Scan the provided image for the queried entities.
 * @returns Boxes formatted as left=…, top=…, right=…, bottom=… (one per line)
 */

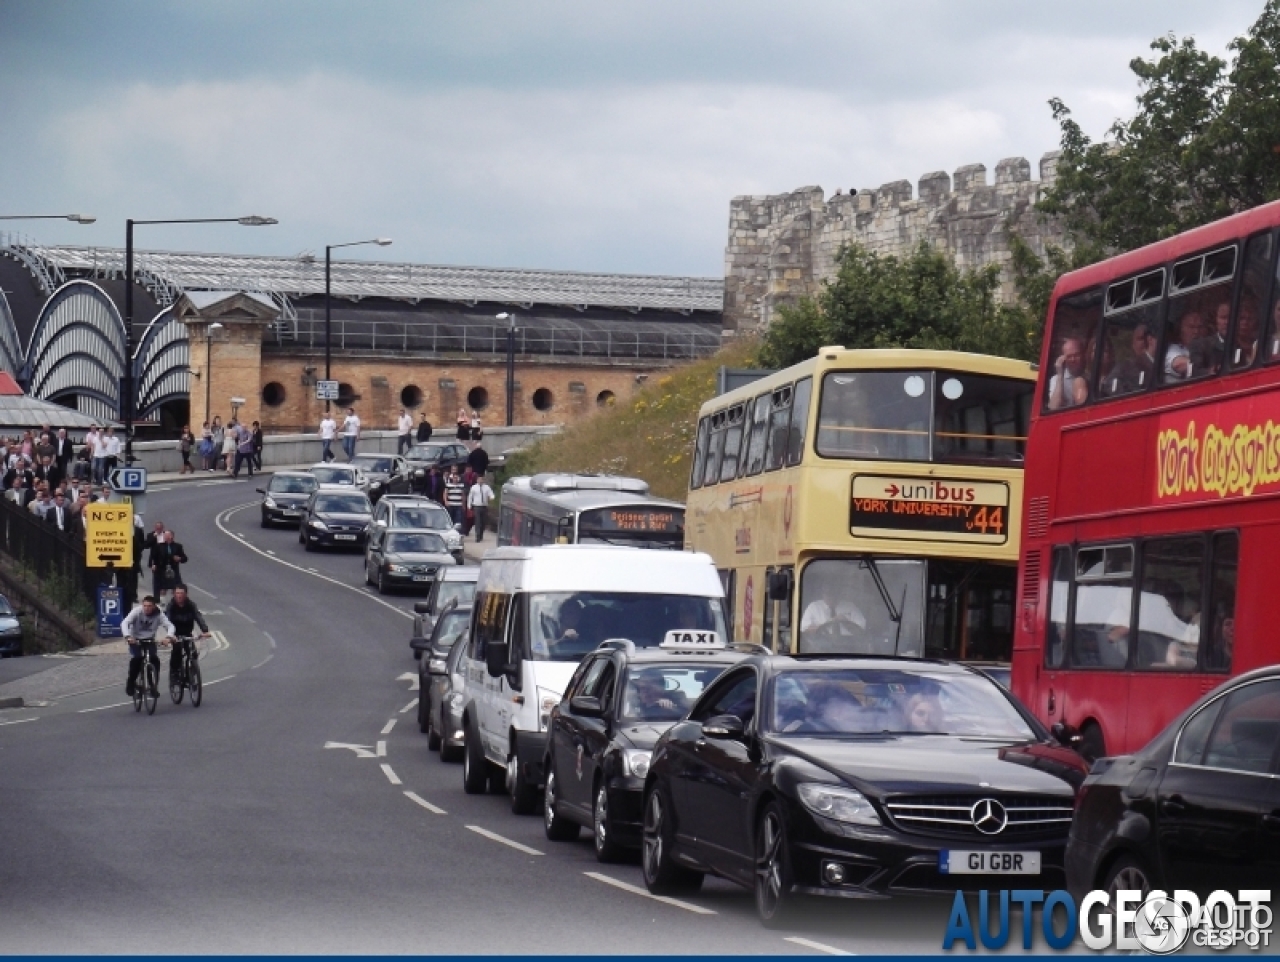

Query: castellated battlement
left=724, top=151, right=1067, bottom=332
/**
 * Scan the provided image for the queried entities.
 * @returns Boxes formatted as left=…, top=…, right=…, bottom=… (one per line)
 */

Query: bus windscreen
left=578, top=506, right=684, bottom=543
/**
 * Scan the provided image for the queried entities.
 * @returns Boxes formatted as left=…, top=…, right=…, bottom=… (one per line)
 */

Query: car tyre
left=1103, top=854, right=1153, bottom=899
left=417, top=689, right=431, bottom=734
left=593, top=783, right=625, bottom=863
left=425, top=701, right=442, bottom=750
left=377, top=571, right=388, bottom=595
left=439, top=714, right=463, bottom=763
left=462, top=719, right=489, bottom=794
left=260, top=513, right=270, bottom=529
left=507, top=744, right=540, bottom=814
left=543, top=766, right=580, bottom=841
left=641, top=784, right=703, bottom=894
left=755, top=801, right=798, bottom=929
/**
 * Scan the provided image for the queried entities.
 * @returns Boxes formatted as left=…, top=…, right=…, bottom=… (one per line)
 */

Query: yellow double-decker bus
left=685, top=348, right=1036, bottom=662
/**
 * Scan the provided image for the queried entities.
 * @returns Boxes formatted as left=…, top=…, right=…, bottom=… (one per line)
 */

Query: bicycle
left=131, top=639, right=161, bottom=716
left=169, top=635, right=204, bottom=707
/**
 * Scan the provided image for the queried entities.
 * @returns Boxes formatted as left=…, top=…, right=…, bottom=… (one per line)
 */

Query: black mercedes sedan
left=257, top=471, right=319, bottom=527
left=363, top=528, right=455, bottom=594
left=641, top=655, right=1088, bottom=926
left=298, top=491, right=373, bottom=551
left=542, top=639, right=749, bottom=862
left=1066, top=666, right=1280, bottom=901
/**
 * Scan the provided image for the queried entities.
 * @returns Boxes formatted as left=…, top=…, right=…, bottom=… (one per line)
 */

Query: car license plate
left=334, top=534, right=357, bottom=541
left=940, top=851, right=1040, bottom=875
left=282, top=509, right=300, bottom=516
left=412, top=575, right=430, bottom=582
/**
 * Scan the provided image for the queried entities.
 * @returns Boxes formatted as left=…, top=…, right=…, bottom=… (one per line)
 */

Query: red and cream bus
left=1014, top=199, right=1280, bottom=759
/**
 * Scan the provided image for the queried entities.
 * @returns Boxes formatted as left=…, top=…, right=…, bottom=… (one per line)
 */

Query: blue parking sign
left=97, top=585, right=124, bottom=637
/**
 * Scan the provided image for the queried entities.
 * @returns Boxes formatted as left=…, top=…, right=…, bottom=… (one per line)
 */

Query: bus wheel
left=1078, top=723, right=1106, bottom=764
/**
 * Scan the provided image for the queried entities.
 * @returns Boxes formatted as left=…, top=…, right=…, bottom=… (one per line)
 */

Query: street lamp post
left=324, top=238, right=392, bottom=410
left=204, top=322, right=224, bottom=428
left=496, top=312, right=517, bottom=426
left=122, top=216, right=276, bottom=465
left=0, top=214, right=96, bottom=223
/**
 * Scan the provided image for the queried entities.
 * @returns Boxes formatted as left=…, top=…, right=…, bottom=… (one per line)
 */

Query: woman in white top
left=221, top=424, right=237, bottom=476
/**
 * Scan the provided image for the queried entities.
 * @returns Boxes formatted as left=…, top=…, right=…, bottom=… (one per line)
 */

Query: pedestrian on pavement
left=179, top=425, right=195, bottom=474
left=233, top=423, right=255, bottom=478
left=45, top=492, right=70, bottom=532
left=28, top=488, right=51, bottom=518
left=221, top=422, right=238, bottom=476
left=91, top=426, right=109, bottom=484
left=103, top=427, right=121, bottom=477
left=210, top=417, right=225, bottom=471
left=443, top=465, right=464, bottom=525
left=416, top=412, right=433, bottom=443
left=319, top=412, right=337, bottom=462
left=424, top=465, right=444, bottom=504
left=467, top=474, right=495, bottom=543
left=456, top=407, right=470, bottom=442
left=469, top=410, right=482, bottom=448
left=165, top=586, right=210, bottom=686
left=397, top=408, right=413, bottom=455
left=341, top=407, right=361, bottom=462
left=467, top=444, right=490, bottom=477
left=150, top=529, right=187, bottom=602
left=35, top=432, right=54, bottom=463
left=53, top=428, right=73, bottom=474
left=122, top=596, right=176, bottom=698
left=200, top=421, right=214, bottom=470
left=251, top=421, right=264, bottom=471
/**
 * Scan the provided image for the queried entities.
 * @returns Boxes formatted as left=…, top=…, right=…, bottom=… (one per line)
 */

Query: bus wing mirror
left=767, top=570, right=792, bottom=602
left=485, top=641, right=510, bottom=678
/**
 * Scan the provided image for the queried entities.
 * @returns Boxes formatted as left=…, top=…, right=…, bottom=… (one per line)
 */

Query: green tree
left=758, top=242, right=1039, bottom=368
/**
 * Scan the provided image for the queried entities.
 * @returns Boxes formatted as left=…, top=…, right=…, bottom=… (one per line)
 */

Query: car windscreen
left=312, top=467, right=356, bottom=485
left=433, top=610, right=470, bottom=651
left=525, top=592, right=727, bottom=662
left=387, top=532, right=447, bottom=554
left=769, top=668, right=1034, bottom=738
left=354, top=457, right=394, bottom=472
left=620, top=664, right=728, bottom=722
left=408, top=445, right=444, bottom=461
left=315, top=495, right=369, bottom=514
left=0, top=596, right=13, bottom=616
left=269, top=475, right=318, bottom=494
left=394, top=505, right=449, bottom=529
left=437, top=580, right=477, bottom=608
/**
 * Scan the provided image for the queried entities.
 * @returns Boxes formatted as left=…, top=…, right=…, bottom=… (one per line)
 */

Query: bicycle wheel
left=170, top=667, right=185, bottom=704
left=189, top=660, right=203, bottom=707
left=144, top=662, right=159, bottom=715
left=133, top=678, right=143, bottom=713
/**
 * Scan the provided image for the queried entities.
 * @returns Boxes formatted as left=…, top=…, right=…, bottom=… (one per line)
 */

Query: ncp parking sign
left=97, top=585, right=124, bottom=638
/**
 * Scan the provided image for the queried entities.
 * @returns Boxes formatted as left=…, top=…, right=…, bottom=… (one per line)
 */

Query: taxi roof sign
left=660, top=629, right=725, bottom=650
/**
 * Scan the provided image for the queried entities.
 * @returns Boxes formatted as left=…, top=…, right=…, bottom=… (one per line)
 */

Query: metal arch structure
left=24, top=280, right=128, bottom=419
left=134, top=306, right=190, bottom=421
left=0, top=287, right=25, bottom=378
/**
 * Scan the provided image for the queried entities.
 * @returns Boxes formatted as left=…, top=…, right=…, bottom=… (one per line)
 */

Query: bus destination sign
left=849, top=475, right=1010, bottom=544
left=580, top=507, right=684, bottom=535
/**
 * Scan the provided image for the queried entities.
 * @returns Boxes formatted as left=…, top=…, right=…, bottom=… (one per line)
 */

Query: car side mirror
left=410, top=636, right=431, bottom=652
left=703, top=714, right=745, bottom=740
left=485, top=641, right=510, bottom=678
left=569, top=695, right=602, bottom=718
left=413, top=601, right=432, bottom=614
left=256, top=488, right=265, bottom=494
left=767, top=570, right=791, bottom=601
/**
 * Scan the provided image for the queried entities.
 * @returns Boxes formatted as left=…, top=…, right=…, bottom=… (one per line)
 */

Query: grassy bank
left=504, top=339, right=758, bottom=501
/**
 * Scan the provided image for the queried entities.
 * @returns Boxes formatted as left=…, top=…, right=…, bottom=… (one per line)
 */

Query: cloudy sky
left=0, top=0, right=1266, bottom=277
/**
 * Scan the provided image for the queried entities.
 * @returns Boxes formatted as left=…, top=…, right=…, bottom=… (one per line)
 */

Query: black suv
left=543, top=639, right=752, bottom=862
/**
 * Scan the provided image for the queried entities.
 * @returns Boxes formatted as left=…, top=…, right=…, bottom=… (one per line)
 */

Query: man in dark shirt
left=416, top=413, right=433, bottom=443
left=467, top=444, right=490, bottom=477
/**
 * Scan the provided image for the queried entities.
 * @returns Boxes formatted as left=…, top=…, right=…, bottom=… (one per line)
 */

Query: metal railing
left=269, top=314, right=722, bottom=361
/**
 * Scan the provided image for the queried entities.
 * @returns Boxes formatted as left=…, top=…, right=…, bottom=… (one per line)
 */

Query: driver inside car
left=626, top=672, right=688, bottom=720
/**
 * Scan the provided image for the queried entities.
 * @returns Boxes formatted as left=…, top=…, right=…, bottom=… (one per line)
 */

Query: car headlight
left=622, top=749, right=651, bottom=778
left=263, top=497, right=277, bottom=508
left=386, top=563, right=407, bottom=573
left=309, top=519, right=328, bottom=530
left=414, top=469, right=425, bottom=477
left=447, top=692, right=464, bottom=708
left=537, top=687, right=560, bottom=730
left=427, top=657, right=447, bottom=673
left=796, top=783, right=880, bottom=826
left=371, top=481, right=382, bottom=489
left=0, top=624, right=21, bottom=636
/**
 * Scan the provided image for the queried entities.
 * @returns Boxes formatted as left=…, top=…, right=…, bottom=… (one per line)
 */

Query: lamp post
left=496, top=312, right=516, bottom=426
left=204, top=322, right=224, bottom=428
left=0, top=214, right=96, bottom=223
left=123, top=216, right=276, bottom=465
left=324, top=238, right=392, bottom=410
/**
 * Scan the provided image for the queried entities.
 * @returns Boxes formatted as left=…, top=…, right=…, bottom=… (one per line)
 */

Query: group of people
left=119, top=587, right=210, bottom=700
left=422, top=460, right=494, bottom=541
left=193, top=418, right=263, bottom=476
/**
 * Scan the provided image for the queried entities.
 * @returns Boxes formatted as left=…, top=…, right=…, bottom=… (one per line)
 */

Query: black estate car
left=349, top=454, right=410, bottom=501
left=1066, top=666, right=1280, bottom=900
left=258, top=471, right=318, bottom=527
left=542, top=639, right=750, bottom=862
left=641, top=655, right=1088, bottom=927
left=363, top=528, right=454, bottom=594
left=298, top=490, right=373, bottom=551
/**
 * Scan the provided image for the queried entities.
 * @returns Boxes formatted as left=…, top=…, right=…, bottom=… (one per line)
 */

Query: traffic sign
left=109, top=467, right=147, bottom=493
left=316, top=379, right=340, bottom=401
left=97, top=585, right=124, bottom=637
left=85, top=502, right=134, bottom=568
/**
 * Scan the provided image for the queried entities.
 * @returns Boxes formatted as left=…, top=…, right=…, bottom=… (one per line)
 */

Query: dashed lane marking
left=0, top=717, right=38, bottom=726
left=404, top=790, right=446, bottom=815
left=466, top=825, right=542, bottom=856
left=263, top=632, right=276, bottom=649
left=252, top=654, right=273, bottom=669
left=215, top=503, right=413, bottom=621
left=783, top=937, right=855, bottom=956
left=376, top=740, right=387, bottom=757
left=151, top=486, right=173, bottom=492
left=227, top=605, right=255, bottom=624
left=380, top=763, right=402, bottom=785
left=202, top=675, right=236, bottom=686
left=188, top=583, right=218, bottom=600
left=381, top=719, right=396, bottom=735
left=78, top=702, right=132, bottom=714
left=267, top=550, right=276, bottom=555
left=582, top=871, right=717, bottom=915
left=399, top=697, right=418, bottom=714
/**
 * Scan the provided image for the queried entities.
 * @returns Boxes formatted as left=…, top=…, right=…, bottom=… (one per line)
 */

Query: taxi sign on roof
left=660, top=630, right=725, bottom=650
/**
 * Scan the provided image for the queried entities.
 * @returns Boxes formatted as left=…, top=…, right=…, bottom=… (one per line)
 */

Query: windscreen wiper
left=861, top=558, right=907, bottom=656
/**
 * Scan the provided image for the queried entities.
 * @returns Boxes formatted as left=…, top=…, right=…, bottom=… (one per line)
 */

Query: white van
left=459, top=545, right=727, bottom=813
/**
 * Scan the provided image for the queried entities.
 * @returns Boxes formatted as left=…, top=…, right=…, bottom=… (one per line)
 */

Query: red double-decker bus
left=1014, top=200, right=1280, bottom=760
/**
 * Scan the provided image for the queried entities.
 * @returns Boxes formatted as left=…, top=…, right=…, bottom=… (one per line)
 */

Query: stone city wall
left=724, top=152, right=1069, bottom=332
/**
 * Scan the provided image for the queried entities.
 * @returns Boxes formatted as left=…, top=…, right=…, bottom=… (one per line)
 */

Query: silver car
left=307, top=462, right=370, bottom=494
left=371, top=494, right=464, bottom=564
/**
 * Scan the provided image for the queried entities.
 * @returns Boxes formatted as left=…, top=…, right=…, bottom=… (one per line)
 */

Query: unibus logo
left=942, top=888, right=1272, bottom=953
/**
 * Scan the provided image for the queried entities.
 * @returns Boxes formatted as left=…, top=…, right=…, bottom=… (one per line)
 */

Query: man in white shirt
left=103, top=427, right=121, bottom=476
left=319, top=413, right=337, bottom=463
left=91, top=428, right=111, bottom=483
left=341, top=407, right=361, bottom=462
left=396, top=409, right=413, bottom=455
left=466, top=474, right=495, bottom=542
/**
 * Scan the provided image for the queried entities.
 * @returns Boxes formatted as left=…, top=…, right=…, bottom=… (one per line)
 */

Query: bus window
left=1203, top=532, right=1238, bottom=672
left=690, top=416, right=710, bottom=490
left=763, top=567, right=776, bottom=649
left=933, top=373, right=1032, bottom=463
left=702, top=411, right=727, bottom=486
left=797, top=558, right=925, bottom=656
left=1070, top=544, right=1134, bottom=669
left=923, top=561, right=1016, bottom=661
left=1046, top=547, right=1071, bottom=669
left=1230, top=232, right=1271, bottom=370
left=775, top=565, right=793, bottom=652
left=817, top=371, right=930, bottom=461
left=1097, top=269, right=1162, bottom=401
left=785, top=376, right=812, bottom=466
left=763, top=383, right=792, bottom=471
left=718, top=404, right=748, bottom=482
left=743, top=392, right=772, bottom=477
left=718, top=568, right=736, bottom=639
left=1045, top=289, right=1102, bottom=412
left=1133, top=536, right=1204, bottom=671
left=1162, top=245, right=1237, bottom=383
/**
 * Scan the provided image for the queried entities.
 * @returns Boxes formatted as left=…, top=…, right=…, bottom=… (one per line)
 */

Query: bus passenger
left=1111, top=323, right=1156, bottom=394
left=1164, top=311, right=1205, bottom=380
left=1190, top=302, right=1231, bottom=375
left=1047, top=337, right=1088, bottom=409
left=1232, top=302, right=1260, bottom=367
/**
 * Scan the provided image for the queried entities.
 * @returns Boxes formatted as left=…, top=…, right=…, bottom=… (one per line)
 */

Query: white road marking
left=399, top=697, right=418, bottom=714
left=78, top=701, right=133, bottom=714
left=380, top=763, right=402, bottom=785
left=784, top=937, right=854, bottom=956
left=215, top=503, right=412, bottom=620
left=198, top=479, right=240, bottom=486
left=403, top=790, right=446, bottom=815
left=381, top=719, right=396, bottom=734
left=227, top=605, right=256, bottom=624
left=397, top=671, right=419, bottom=691
left=376, top=740, right=387, bottom=757
left=188, top=583, right=218, bottom=600
left=151, top=486, right=173, bottom=492
left=582, top=871, right=716, bottom=915
left=0, top=716, right=38, bottom=726
left=252, top=654, right=273, bottom=670
left=324, top=741, right=376, bottom=758
left=263, top=632, right=276, bottom=649
left=466, top=825, right=542, bottom=856
left=209, top=631, right=230, bottom=652
left=202, top=675, right=235, bottom=686
left=266, top=549, right=276, bottom=555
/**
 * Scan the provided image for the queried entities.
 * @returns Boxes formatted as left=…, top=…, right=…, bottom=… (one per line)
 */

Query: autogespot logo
left=943, top=888, right=1273, bottom=953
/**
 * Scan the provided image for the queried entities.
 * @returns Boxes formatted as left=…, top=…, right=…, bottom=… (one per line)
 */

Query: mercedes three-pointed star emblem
left=970, top=798, right=1008, bottom=835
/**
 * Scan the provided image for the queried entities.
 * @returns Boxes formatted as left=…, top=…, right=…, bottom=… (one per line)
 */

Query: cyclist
left=122, top=595, right=176, bottom=698
left=165, top=586, right=211, bottom=688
